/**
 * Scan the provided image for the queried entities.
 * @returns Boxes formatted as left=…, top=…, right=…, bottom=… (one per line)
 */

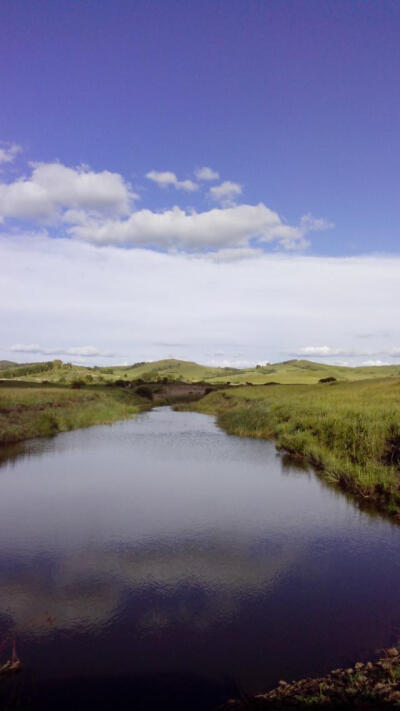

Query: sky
left=1, top=0, right=400, bottom=367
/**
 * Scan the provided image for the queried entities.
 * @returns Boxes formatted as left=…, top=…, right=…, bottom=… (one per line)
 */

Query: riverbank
left=179, top=377, right=400, bottom=519
left=221, top=647, right=400, bottom=709
left=0, top=382, right=150, bottom=445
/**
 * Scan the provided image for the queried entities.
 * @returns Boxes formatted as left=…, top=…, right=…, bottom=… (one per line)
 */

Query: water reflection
left=0, top=534, right=303, bottom=639
left=0, top=408, right=400, bottom=710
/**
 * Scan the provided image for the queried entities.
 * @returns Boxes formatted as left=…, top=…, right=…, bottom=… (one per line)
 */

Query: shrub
left=135, top=385, right=153, bottom=400
left=71, top=379, right=85, bottom=389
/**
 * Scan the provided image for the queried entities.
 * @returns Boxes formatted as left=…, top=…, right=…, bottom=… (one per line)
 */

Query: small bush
left=71, top=379, right=85, bottom=389
left=135, top=385, right=153, bottom=400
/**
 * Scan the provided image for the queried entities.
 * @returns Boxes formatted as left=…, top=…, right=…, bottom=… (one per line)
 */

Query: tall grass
left=189, top=378, right=400, bottom=517
left=0, top=383, right=148, bottom=444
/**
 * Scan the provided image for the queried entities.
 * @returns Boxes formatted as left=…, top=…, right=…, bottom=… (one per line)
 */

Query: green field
left=181, top=377, right=400, bottom=518
left=0, top=382, right=149, bottom=445
left=2, top=357, right=400, bottom=386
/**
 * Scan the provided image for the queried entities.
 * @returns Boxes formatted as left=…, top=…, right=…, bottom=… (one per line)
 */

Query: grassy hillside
left=181, top=377, right=400, bottom=518
left=3, top=357, right=400, bottom=385
left=0, top=360, right=18, bottom=369
left=105, top=358, right=242, bottom=381
left=100, top=357, right=400, bottom=384
left=204, top=359, right=400, bottom=385
left=0, top=382, right=149, bottom=445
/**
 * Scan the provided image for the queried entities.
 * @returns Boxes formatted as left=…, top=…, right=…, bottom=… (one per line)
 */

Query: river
left=0, top=406, right=400, bottom=709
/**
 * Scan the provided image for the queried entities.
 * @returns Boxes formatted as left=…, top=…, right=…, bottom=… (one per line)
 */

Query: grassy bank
left=182, top=378, right=400, bottom=518
left=0, top=382, right=149, bottom=445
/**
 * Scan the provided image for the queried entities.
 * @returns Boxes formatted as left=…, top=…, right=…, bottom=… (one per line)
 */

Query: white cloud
left=361, top=360, right=391, bottom=366
left=0, top=142, right=21, bottom=165
left=69, top=202, right=327, bottom=252
left=204, top=358, right=256, bottom=369
left=298, top=346, right=340, bottom=357
left=0, top=154, right=332, bottom=256
left=296, top=345, right=400, bottom=360
left=146, top=170, right=198, bottom=192
left=300, top=213, right=334, bottom=232
left=10, top=344, right=115, bottom=358
left=1, top=234, right=400, bottom=367
left=209, top=180, right=242, bottom=205
left=0, top=162, right=135, bottom=222
left=195, top=166, right=219, bottom=181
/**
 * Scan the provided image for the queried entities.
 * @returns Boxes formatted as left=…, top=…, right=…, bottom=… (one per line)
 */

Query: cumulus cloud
left=0, top=152, right=333, bottom=255
left=0, top=161, right=135, bottom=222
left=195, top=166, right=219, bottom=181
left=0, top=142, right=21, bottom=165
left=209, top=180, right=242, bottom=205
left=10, top=344, right=115, bottom=357
left=146, top=170, right=198, bottom=192
left=68, top=202, right=328, bottom=252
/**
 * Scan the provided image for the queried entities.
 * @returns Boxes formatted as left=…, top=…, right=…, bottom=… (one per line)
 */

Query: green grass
left=100, top=358, right=400, bottom=385
left=0, top=382, right=149, bottom=444
left=4, top=357, right=400, bottom=386
left=183, top=378, right=400, bottom=518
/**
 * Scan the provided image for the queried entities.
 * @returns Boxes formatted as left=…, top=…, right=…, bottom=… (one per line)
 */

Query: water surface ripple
left=0, top=407, right=400, bottom=709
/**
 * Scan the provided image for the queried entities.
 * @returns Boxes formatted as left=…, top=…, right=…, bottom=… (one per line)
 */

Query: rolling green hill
left=1, top=356, right=400, bottom=385
left=102, top=357, right=400, bottom=384
left=0, top=360, right=18, bottom=369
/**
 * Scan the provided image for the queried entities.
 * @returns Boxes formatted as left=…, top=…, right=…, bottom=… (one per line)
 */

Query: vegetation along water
left=2, top=358, right=400, bottom=708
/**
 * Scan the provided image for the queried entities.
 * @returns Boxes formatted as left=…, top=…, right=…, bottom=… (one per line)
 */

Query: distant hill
left=1, top=357, right=400, bottom=385
left=101, top=358, right=400, bottom=385
left=105, top=358, right=242, bottom=381
left=0, top=360, right=17, bottom=369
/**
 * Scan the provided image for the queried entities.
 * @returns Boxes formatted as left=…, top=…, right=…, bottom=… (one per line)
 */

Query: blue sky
left=1, top=0, right=400, bottom=366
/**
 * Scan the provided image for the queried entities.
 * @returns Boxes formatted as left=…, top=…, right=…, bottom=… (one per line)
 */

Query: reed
left=187, top=378, right=400, bottom=517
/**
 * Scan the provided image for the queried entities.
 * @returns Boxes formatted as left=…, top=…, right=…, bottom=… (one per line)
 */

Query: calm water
left=1, top=407, right=400, bottom=709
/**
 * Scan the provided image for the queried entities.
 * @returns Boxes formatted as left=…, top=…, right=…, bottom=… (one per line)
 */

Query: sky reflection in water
left=1, top=408, right=400, bottom=709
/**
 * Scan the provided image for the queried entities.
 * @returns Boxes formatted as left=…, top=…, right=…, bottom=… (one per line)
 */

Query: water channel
left=1, top=407, right=400, bottom=709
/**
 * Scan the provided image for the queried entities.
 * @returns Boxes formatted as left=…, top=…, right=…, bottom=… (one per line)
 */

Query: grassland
left=96, top=357, right=400, bottom=385
left=0, top=382, right=149, bottom=445
left=3, top=357, right=400, bottom=386
left=181, top=378, right=400, bottom=518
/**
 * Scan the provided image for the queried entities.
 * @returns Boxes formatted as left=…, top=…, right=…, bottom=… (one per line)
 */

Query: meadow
left=182, top=378, right=400, bottom=518
left=3, top=357, right=400, bottom=386
left=0, top=382, right=148, bottom=445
